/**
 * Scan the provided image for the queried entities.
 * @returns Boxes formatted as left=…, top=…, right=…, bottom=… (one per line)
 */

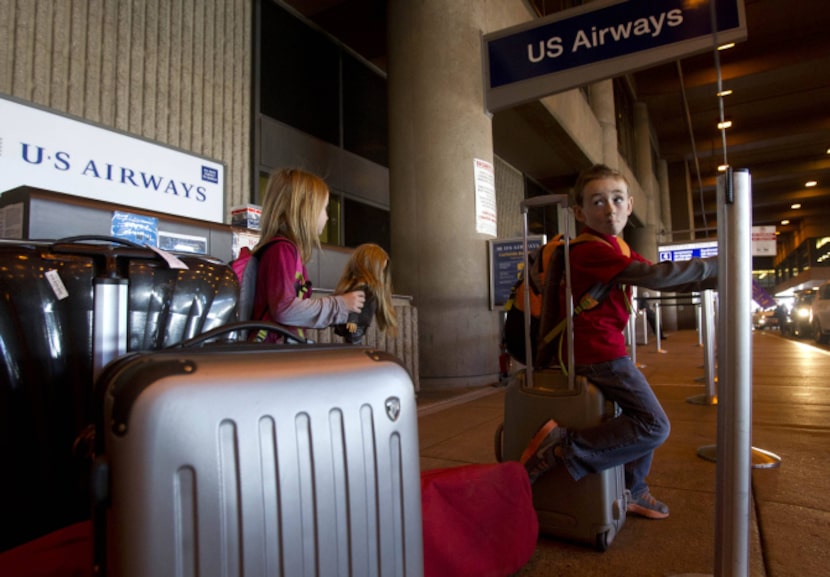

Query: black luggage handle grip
left=53, top=234, right=144, bottom=248
left=49, top=235, right=213, bottom=276
left=50, top=235, right=163, bottom=269
left=168, top=321, right=312, bottom=348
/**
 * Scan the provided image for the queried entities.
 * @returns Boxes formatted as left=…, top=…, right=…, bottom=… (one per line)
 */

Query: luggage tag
left=146, top=245, right=189, bottom=269
left=44, top=269, right=69, bottom=300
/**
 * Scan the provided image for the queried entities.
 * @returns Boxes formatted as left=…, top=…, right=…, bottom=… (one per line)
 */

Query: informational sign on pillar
left=483, top=0, right=747, bottom=112
left=474, top=158, right=497, bottom=237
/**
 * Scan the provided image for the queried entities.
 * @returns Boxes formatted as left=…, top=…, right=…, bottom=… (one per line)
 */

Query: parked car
left=782, top=289, right=816, bottom=338
left=811, top=281, right=830, bottom=344
left=753, top=308, right=779, bottom=330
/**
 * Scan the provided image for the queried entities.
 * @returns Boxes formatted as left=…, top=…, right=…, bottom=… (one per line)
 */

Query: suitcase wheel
left=595, top=530, right=610, bottom=552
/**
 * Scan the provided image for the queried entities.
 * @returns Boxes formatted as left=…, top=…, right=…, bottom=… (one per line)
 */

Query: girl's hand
left=342, top=290, right=365, bottom=314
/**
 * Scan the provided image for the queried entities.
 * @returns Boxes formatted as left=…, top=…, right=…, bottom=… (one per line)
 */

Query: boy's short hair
left=572, top=164, right=630, bottom=206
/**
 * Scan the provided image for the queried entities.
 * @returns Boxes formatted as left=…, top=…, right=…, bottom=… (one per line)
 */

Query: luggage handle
left=54, top=234, right=143, bottom=248
left=50, top=235, right=195, bottom=275
left=167, top=320, right=313, bottom=348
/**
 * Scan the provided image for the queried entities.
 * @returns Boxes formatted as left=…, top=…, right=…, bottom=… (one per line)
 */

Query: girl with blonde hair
left=251, top=168, right=364, bottom=342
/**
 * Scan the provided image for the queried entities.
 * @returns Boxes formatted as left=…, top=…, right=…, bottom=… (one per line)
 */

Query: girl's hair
left=572, top=164, right=630, bottom=207
left=335, top=243, right=398, bottom=333
left=255, top=168, right=329, bottom=263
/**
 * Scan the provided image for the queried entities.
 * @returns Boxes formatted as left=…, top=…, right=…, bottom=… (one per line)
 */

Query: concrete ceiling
left=282, top=0, right=830, bottom=244
left=629, top=0, right=830, bottom=240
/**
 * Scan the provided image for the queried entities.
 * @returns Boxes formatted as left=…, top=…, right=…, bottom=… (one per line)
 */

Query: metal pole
left=714, top=168, right=752, bottom=577
left=654, top=300, right=661, bottom=342
left=563, top=205, right=575, bottom=388
left=688, top=289, right=718, bottom=406
left=520, top=203, right=534, bottom=389
left=654, top=301, right=666, bottom=353
left=629, top=286, right=638, bottom=367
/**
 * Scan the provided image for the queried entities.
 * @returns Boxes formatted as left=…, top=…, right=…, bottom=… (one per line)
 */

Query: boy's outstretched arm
left=615, top=257, right=718, bottom=294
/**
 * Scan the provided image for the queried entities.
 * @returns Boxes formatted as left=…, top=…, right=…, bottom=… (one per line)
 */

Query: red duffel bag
left=421, top=462, right=538, bottom=577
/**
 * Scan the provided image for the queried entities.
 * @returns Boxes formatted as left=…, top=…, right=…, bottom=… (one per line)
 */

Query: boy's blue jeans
left=564, top=356, right=670, bottom=498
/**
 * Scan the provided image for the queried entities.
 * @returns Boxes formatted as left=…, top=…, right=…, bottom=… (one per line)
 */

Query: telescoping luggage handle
left=520, top=194, right=575, bottom=390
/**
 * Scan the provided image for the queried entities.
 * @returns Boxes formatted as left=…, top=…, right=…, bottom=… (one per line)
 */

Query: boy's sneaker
left=520, top=419, right=566, bottom=484
left=627, top=491, right=670, bottom=519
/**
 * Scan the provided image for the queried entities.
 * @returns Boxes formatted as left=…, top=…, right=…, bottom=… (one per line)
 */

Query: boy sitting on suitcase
left=521, top=164, right=718, bottom=519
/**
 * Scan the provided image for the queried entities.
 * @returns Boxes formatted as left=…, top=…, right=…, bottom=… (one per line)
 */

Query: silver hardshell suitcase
left=498, top=194, right=626, bottom=551
left=94, top=340, right=423, bottom=577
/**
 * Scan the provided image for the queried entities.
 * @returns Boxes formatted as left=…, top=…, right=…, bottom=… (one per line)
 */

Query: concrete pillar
left=685, top=159, right=697, bottom=240
left=630, top=102, right=680, bottom=329
left=658, top=159, right=672, bottom=242
left=588, top=80, right=617, bottom=167
left=387, top=1, right=499, bottom=388
left=631, top=102, right=658, bottom=263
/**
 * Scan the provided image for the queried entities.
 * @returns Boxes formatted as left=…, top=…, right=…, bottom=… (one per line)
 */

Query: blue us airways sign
left=483, top=0, right=746, bottom=111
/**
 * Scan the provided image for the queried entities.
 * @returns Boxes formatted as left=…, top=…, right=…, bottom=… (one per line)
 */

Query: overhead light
left=717, top=120, right=732, bottom=129
left=718, top=42, right=735, bottom=51
left=781, top=220, right=790, bottom=225
left=806, top=181, right=818, bottom=187
left=718, top=164, right=729, bottom=172
left=717, top=89, right=733, bottom=97
left=826, top=148, right=830, bottom=155
left=791, top=203, right=802, bottom=209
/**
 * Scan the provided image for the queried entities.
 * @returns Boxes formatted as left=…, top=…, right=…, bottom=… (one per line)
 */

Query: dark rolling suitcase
left=0, top=240, right=97, bottom=551
left=0, top=237, right=238, bottom=552
left=92, top=326, right=423, bottom=577
left=496, top=195, right=627, bottom=551
left=501, top=373, right=626, bottom=551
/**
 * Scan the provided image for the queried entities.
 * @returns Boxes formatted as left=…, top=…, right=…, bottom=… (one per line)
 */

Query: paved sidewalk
left=416, top=329, right=830, bottom=577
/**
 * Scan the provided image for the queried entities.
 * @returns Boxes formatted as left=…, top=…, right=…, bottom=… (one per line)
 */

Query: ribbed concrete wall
left=495, top=156, right=525, bottom=240
left=0, top=0, right=252, bottom=217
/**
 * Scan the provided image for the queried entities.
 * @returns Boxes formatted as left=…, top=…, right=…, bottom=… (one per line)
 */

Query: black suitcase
left=496, top=195, right=627, bottom=551
left=91, top=323, right=424, bottom=577
left=0, top=237, right=238, bottom=551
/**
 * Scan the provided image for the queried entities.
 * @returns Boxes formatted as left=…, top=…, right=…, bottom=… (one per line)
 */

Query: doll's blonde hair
left=255, top=168, right=329, bottom=263
left=335, top=243, right=398, bottom=333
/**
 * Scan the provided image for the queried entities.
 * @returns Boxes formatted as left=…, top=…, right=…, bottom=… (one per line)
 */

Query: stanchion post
left=655, top=301, right=667, bottom=353
left=714, top=168, right=752, bottom=577
left=689, top=289, right=717, bottom=406
left=630, top=286, right=641, bottom=367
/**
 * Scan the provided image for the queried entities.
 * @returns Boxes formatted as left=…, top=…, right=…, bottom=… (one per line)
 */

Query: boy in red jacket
left=522, top=164, right=718, bottom=519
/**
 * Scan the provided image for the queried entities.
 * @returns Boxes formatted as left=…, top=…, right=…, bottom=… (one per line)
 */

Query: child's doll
left=333, top=243, right=397, bottom=344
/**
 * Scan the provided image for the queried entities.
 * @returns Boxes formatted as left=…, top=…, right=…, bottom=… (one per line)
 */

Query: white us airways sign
left=0, top=94, right=225, bottom=223
left=483, top=0, right=747, bottom=112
